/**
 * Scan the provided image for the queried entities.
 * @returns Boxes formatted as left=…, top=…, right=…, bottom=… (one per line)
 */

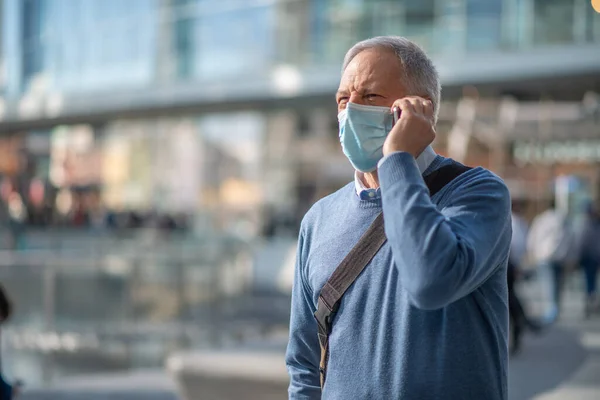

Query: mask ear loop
left=337, top=109, right=348, bottom=123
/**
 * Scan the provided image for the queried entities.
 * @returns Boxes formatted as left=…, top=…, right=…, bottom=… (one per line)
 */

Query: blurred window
left=21, top=0, right=157, bottom=93
left=533, top=0, right=575, bottom=45
left=466, top=0, right=503, bottom=51
left=22, top=0, right=45, bottom=87
left=368, top=0, right=404, bottom=37
left=310, top=0, right=366, bottom=65
left=310, top=0, right=437, bottom=62
left=433, top=0, right=467, bottom=54
left=193, top=0, right=274, bottom=80
left=587, top=1, right=600, bottom=42
left=173, top=0, right=196, bottom=79
left=404, top=0, right=435, bottom=50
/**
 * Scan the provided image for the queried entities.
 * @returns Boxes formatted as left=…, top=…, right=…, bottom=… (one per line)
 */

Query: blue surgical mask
left=338, top=102, right=394, bottom=173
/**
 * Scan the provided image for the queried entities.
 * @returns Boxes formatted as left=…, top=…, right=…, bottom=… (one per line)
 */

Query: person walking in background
left=527, top=199, right=575, bottom=324
left=579, top=202, right=600, bottom=318
left=508, top=200, right=541, bottom=354
left=286, top=36, right=512, bottom=400
left=0, top=284, right=15, bottom=399
left=1, top=179, right=27, bottom=251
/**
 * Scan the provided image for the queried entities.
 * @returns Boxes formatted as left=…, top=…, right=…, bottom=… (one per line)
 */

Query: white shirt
left=527, top=208, right=573, bottom=264
left=510, top=213, right=529, bottom=265
left=354, top=146, right=438, bottom=196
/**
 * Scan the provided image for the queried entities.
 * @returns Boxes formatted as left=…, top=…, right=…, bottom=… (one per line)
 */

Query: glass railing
left=0, top=230, right=281, bottom=386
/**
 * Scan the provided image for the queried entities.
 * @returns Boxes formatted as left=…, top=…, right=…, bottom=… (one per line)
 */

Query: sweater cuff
left=378, top=151, right=422, bottom=188
left=377, top=152, right=401, bottom=169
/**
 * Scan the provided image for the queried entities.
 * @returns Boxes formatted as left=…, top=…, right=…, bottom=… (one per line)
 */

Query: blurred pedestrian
left=0, top=284, right=15, bottom=399
left=527, top=199, right=576, bottom=324
left=286, top=36, right=511, bottom=400
left=508, top=200, right=541, bottom=354
left=6, top=192, right=27, bottom=251
left=579, top=203, right=600, bottom=318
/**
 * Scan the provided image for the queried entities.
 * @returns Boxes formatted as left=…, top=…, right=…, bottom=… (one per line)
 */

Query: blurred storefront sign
left=153, top=119, right=200, bottom=213
left=513, top=139, right=600, bottom=164
left=101, top=117, right=203, bottom=213
left=102, top=120, right=161, bottom=211
left=0, top=135, right=22, bottom=175
left=555, top=174, right=591, bottom=218
left=49, top=125, right=102, bottom=188
left=219, top=179, right=263, bottom=209
left=197, top=112, right=266, bottom=234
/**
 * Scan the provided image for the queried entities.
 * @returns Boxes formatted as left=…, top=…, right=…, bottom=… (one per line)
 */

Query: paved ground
left=20, top=372, right=179, bottom=400
left=17, top=272, right=600, bottom=400
left=509, top=275, right=600, bottom=400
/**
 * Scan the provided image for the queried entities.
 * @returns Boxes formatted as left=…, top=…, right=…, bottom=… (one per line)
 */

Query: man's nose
left=349, top=92, right=366, bottom=105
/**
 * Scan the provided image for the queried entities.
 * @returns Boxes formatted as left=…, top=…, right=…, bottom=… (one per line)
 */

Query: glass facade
left=192, top=0, right=274, bottom=79
left=3, top=0, right=598, bottom=97
left=299, top=0, right=600, bottom=63
left=533, top=0, right=576, bottom=45
left=0, top=0, right=5, bottom=93
left=465, top=0, right=504, bottom=51
left=173, top=0, right=195, bottom=79
left=19, top=0, right=157, bottom=93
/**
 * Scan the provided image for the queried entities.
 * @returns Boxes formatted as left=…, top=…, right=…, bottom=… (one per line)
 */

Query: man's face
left=336, top=48, right=409, bottom=113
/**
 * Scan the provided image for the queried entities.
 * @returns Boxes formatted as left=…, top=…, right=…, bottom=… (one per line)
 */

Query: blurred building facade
left=0, top=0, right=599, bottom=232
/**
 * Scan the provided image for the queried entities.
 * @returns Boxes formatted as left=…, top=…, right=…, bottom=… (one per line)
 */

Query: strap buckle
left=315, top=295, right=340, bottom=334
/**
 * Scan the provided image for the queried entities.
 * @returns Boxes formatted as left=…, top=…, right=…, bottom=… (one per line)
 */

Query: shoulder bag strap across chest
left=314, top=162, right=472, bottom=388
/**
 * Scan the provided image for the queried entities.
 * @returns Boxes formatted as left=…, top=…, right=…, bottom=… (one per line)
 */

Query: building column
left=0, top=0, right=4, bottom=94
left=155, top=0, right=176, bottom=83
left=447, top=96, right=477, bottom=163
left=3, top=0, right=23, bottom=98
left=274, top=0, right=309, bottom=65
left=262, top=110, right=298, bottom=218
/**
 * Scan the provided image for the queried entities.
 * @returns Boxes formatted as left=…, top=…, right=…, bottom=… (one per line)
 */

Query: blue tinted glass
left=466, top=0, right=503, bottom=51
left=434, top=0, right=466, bottom=53
left=533, top=0, right=575, bottom=44
left=22, top=0, right=45, bottom=83
left=39, top=0, right=157, bottom=91
left=309, top=0, right=368, bottom=64
left=194, top=1, right=274, bottom=79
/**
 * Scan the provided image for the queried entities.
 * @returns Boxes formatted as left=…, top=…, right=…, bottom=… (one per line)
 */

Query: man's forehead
left=339, top=48, right=402, bottom=88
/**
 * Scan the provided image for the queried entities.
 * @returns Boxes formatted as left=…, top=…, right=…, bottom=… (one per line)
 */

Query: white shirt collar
left=354, top=146, right=437, bottom=195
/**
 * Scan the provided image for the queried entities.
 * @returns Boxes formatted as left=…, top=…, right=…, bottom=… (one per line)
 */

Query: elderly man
left=285, top=36, right=511, bottom=400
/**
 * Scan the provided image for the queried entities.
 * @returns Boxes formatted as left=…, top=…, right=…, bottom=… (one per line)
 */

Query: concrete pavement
left=17, top=276, right=600, bottom=400
left=527, top=321, right=600, bottom=400
left=509, top=275, right=600, bottom=400
left=19, top=370, right=179, bottom=400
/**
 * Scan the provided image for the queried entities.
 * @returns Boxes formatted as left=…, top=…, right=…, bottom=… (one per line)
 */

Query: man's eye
left=338, top=97, right=349, bottom=104
left=365, top=94, right=379, bottom=100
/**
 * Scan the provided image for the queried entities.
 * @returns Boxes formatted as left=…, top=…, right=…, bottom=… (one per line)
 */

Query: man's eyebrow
left=361, top=83, right=379, bottom=93
left=335, top=90, right=349, bottom=99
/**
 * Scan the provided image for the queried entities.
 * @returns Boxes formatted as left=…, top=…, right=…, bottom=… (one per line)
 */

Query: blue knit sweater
left=286, top=152, right=511, bottom=400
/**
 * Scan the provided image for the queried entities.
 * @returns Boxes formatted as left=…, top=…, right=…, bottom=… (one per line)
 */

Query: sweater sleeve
left=379, top=152, right=511, bottom=310
left=285, top=227, right=322, bottom=399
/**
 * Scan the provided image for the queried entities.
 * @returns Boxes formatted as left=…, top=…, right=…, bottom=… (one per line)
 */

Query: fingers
left=391, top=96, right=433, bottom=121
left=422, top=99, right=434, bottom=121
left=408, top=98, right=424, bottom=115
left=391, top=98, right=414, bottom=115
left=384, top=96, right=437, bottom=158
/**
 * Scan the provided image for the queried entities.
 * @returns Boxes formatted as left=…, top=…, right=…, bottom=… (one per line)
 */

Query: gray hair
left=342, top=36, right=441, bottom=123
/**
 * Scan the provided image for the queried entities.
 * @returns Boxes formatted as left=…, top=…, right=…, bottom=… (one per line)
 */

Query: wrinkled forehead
left=339, top=48, right=404, bottom=90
